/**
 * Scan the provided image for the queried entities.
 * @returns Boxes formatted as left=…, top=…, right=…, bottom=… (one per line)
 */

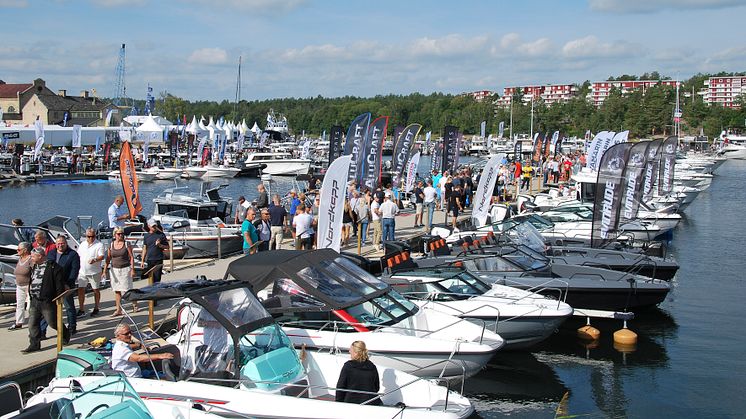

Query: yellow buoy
left=577, top=325, right=600, bottom=341
left=614, top=341, right=637, bottom=353
left=614, top=327, right=638, bottom=345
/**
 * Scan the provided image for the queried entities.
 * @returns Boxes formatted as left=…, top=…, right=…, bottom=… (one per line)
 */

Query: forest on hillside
left=133, top=72, right=746, bottom=140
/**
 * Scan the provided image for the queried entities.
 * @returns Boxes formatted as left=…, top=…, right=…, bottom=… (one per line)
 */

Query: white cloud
left=410, top=34, right=489, bottom=57
left=493, top=33, right=553, bottom=57
left=0, top=0, right=27, bottom=7
left=187, top=47, right=229, bottom=65
left=90, top=0, right=146, bottom=6
left=183, top=0, right=306, bottom=15
left=589, top=0, right=745, bottom=13
left=561, top=35, right=640, bottom=59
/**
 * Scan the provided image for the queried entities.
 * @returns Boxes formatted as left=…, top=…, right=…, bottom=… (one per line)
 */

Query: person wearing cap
left=141, top=220, right=168, bottom=284
left=22, top=247, right=70, bottom=353
left=380, top=191, right=399, bottom=242
left=288, top=190, right=301, bottom=228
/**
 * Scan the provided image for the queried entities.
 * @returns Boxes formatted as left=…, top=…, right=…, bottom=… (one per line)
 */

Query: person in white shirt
left=111, top=324, right=173, bottom=378
left=380, top=191, right=399, bottom=241
left=438, top=171, right=448, bottom=210
left=371, top=194, right=382, bottom=251
left=107, top=195, right=128, bottom=228
left=423, top=179, right=438, bottom=231
left=77, top=228, right=104, bottom=316
left=292, top=204, right=315, bottom=250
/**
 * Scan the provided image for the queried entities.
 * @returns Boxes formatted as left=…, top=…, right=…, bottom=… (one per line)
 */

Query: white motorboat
left=52, top=280, right=474, bottom=419
left=718, top=130, right=746, bottom=159
left=226, top=249, right=505, bottom=380
left=107, top=170, right=157, bottom=182
left=244, top=152, right=311, bottom=176
left=384, top=265, right=573, bottom=349
left=205, top=165, right=240, bottom=178
left=142, top=166, right=182, bottom=180
left=182, top=166, right=208, bottom=178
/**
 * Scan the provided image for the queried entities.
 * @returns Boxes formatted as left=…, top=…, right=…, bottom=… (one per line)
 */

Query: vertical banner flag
left=532, top=132, right=543, bottom=163
left=487, top=135, right=493, bottom=151
left=594, top=131, right=617, bottom=171
left=425, top=131, right=431, bottom=153
left=431, top=141, right=443, bottom=173
left=119, top=129, right=132, bottom=143
left=219, top=133, right=227, bottom=162
left=550, top=131, right=560, bottom=155
left=441, top=125, right=458, bottom=173
left=301, top=139, right=311, bottom=160
left=619, top=141, right=650, bottom=225
left=343, top=113, right=371, bottom=184
left=613, top=130, right=629, bottom=144
left=197, top=136, right=207, bottom=166
left=498, top=121, right=505, bottom=139
left=119, top=141, right=143, bottom=218
left=95, top=137, right=101, bottom=155
left=480, top=121, right=486, bottom=138
left=62, top=111, right=69, bottom=127
left=542, top=132, right=551, bottom=158
left=472, top=153, right=505, bottom=227
left=103, top=142, right=112, bottom=165
left=317, top=155, right=352, bottom=252
left=72, top=124, right=82, bottom=148
left=513, top=140, right=522, bottom=161
left=393, top=125, right=404, bottom=143
left=391, top=123, right=422, bottom=188
left=591, top=142, right=634, bottom=248
left=329, top=125, right=344, bottom=161
left=105, top=109, right=115, bottom=127
left=642, top=139, right=663, bottom=202
left=585, top=131, right=607, bottom=171
left=33, top=118, right=44, bottom=161
left=360, top=116, right=388, bottom=191
left=658, top=136, right=678, bottom=196
left=404, top=151, right=421, bottom=193
left=455, top=131, right=463, bottom=169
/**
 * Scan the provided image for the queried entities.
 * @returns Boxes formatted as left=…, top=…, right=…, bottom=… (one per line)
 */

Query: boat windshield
left=56, top=376, right=150, bottom=418
left=238, top=323, right=302, bottom=390
left=345, top=291, right=418, bottom=327
left=202, top=287, right=272, bottom=329
left=466, top=255, right=524, bottom=272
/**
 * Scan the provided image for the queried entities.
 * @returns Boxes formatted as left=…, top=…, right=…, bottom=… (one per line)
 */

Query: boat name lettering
left=478, top=166, right=496, bottom=213
left=324, top=179, right=340, bottom=246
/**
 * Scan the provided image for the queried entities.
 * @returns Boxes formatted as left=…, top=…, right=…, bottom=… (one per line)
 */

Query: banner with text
left=317, top=155, right=352, bottom=252
left=591, top=142, right=634, bottom=248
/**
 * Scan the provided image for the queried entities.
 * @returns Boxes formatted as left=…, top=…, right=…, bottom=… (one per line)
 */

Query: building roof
left=34, top=93, right=109, bottom=112
left=0, top=83, right=32, bottom=98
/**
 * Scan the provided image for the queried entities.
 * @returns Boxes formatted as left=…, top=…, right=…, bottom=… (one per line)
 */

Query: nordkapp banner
left=404, top=151, right=421, bottom=193
left=317, top=155, right=352, bottom=252
left=472, top=153, right=505, bottom=227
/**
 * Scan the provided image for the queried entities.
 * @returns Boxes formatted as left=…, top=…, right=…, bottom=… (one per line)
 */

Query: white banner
left=301, top=140, right=311, bottom=159
left=316, top=155, right=352, bottom=252
left=119, top=129, right=132, bottom=143
left=586, top=131, right=607, bottom=171
left=33, top=136, right=44, bottom=161
left=34, top=119, right=44, bottom=142
left=594, top=131, right=617, bottom=171
left=72, top=125, right=82, bottom=148
left=472, top=153, right=504, bottom=227
left=404, top=151, right=420, bottom=193
left=197, top=136, right=207, bottom=164
left=613, top=130, right=629, bottom=144
left=498, top=121, right=505, bottom=139
left=480, top=121, right=486, bottom=138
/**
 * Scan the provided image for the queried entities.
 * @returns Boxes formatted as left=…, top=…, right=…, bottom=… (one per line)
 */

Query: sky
left=1, top=0, right=745, bottom=102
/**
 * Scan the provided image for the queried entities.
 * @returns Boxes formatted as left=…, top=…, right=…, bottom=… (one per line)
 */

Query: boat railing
left=498, top=277, right=568, bottom=303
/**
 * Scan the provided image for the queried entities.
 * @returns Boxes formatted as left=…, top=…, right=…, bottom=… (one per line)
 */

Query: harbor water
left=1, top=159, right=744, bottom=417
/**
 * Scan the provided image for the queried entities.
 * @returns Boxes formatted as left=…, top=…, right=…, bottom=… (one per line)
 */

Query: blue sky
left=1, top=0, right=745, bottom=101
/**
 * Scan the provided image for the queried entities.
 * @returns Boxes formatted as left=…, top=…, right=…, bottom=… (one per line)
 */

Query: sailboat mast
left=234, top=55, right=242, bottom=115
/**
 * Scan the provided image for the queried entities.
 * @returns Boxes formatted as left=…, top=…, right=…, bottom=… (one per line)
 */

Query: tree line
left=130, top=71, right=745, bottom=140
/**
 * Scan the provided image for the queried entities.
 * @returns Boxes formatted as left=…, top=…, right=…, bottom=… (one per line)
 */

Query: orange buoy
left=614, top=341, right=637, bottom=353
left=613, top=327, right=638, bottom=346
left=577, top=325, right=600, bottom=341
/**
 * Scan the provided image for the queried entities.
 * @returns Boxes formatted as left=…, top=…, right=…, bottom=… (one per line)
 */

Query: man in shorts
left=413, top=180, right=425, bottom=228
left=77, top=228, right=104, bottom=317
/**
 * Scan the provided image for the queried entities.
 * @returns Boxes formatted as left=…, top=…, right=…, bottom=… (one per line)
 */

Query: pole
left=217, top=226, right=222, bottom=259
left=169, top=235, right=174, bottom=272
left=56, top=298, right=64, bottom=353
left=148, top=273, right=154, bottom=330
left=509, top=98, right=514, bottom=141
left=357, top=223, right=362, bottom=255
left=530, top=95, right=534, bottom=140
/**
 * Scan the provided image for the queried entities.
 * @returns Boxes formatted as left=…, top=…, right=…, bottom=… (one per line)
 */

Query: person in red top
left=562, top=158, right=573, bottom=181
left=514, top=160, right=522, bottom=182
left=32, top=230, right=56, bottom=260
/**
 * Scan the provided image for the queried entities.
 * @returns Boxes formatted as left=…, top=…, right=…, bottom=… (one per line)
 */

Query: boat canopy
left=225, top=249, right=391, bottom=313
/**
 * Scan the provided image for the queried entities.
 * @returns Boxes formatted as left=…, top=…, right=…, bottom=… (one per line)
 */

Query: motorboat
left=225, top=249, right=505, bottom=380
left=182, top=166, right=208, bottom=179
left=1, top=261, right=16, bottom=304
left=20, top=376, right=220, bottom=418
left=151, top=183, right=233, bottom=227
left=204, top=165, right=240, bottom=178
left=107, top=170, right=157, bottom=182
left=382, top=263, right=573, bottom=349
left=717, top=131, right=746, bottom=159
left=52, top=280, right=474, bottom=418
left=244, top=152, right=311, bottom=176
left=142, top=166, right=182, bottom=180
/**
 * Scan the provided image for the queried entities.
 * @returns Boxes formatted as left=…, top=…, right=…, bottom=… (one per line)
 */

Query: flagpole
left=529, top=95, right=534, bottom=140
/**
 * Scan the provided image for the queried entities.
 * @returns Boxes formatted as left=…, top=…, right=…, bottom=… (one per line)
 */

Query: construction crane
left=113, top=43, right=127, bottom=107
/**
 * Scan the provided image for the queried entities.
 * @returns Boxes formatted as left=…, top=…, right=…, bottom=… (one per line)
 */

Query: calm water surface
left=1, top=158, right=744, bottom=418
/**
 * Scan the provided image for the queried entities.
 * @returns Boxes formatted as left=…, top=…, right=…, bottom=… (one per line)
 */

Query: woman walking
left=103, top=227, right=137, bottom=316
left=9, top=242, right=32, bottom=330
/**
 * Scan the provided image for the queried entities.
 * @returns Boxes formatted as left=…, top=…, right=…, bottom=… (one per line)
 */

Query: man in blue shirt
left=241, top=208, right=259, bottom=255
left=108, top=195, right=128, bottom=229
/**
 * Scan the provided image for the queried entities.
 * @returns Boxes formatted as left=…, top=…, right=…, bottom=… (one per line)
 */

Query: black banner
left=642, top=139, right=663, bottom=202
left=393, top=125, right=404, bottom=143
left=441, top=125, right=458, bottom=174
left=591, top=142, right=634, bottom=248
left=391, top=123, right=422, bottom=188
left=513, top=141, right=522, bottom=162
left=431, top=141, right=443, bottom=173
left=169, top=132, right=179, bottom=160
left=360, top=116, right=388, bottom=191
left=343, top=113, right=371, bottom=184
left=543, top=132, right=551, bottom=158
left=619, top=141, right=650, bottom=225
left=329, top=125, right=344, bottom=162
left=532, top=133, right=544, bottom=163
left=658, top=136, right=678, bottom=196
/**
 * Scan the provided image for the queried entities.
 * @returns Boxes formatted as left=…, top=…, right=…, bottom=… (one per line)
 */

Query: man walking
left=241, top=208, right=259, bottom=255
left=53, top=235, right=79, bottom=335
left=413, top=181, right=425, bottom=228
left=371, top=194, right=382, bottom=251
left=254, top=209, right=272, bottom=251
left=22, top=248, right=70, bottom=353
left=423, top=179, right=437, bottom=231
left=380, top=191, right=399, bottom=242
left=268, top=194, right=287, bottom=250
left=77, top=228, right=104, bottom=317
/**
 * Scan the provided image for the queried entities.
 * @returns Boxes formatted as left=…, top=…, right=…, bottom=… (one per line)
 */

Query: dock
left=0, top=207, right=471, bottom=383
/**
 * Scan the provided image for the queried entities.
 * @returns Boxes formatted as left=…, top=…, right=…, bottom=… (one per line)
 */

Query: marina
left=0, top=150, right=745, bottom=417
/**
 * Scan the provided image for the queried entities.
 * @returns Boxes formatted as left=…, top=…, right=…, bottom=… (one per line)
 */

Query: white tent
left=135, top=114, right=165, bottom=143
left=207, top=117, right=219, bottom=141
left=186, top=115, right=208, bottom=137
left=251, top=122, right=261, bottom=136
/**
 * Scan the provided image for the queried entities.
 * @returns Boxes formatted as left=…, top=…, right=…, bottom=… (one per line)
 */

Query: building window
left=7, top=106, right=15, bottom=113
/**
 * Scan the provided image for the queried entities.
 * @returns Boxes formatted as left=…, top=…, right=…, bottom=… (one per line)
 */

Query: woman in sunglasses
left=103, top=227, right=137, bottom=316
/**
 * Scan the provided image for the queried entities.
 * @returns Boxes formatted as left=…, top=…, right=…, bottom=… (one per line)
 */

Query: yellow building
left=0, top=79, right=54, bottom=123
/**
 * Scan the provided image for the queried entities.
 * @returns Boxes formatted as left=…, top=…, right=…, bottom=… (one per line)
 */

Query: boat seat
left=0, top=382, right=23, bottom=417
